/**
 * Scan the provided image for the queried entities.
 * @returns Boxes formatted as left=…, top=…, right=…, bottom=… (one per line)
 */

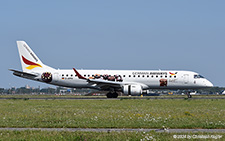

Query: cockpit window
left=194, top=75, right=204, bottom=79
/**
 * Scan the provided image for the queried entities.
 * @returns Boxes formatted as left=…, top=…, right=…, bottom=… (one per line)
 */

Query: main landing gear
left=106, top=92, right=118, bottom=98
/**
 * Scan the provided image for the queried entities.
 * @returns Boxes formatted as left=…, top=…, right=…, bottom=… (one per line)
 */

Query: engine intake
left=123, top=85, right=142, bottom=95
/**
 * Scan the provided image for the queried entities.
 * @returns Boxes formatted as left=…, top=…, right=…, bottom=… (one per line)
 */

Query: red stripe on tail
left=22, top=56, right=41, bottom=67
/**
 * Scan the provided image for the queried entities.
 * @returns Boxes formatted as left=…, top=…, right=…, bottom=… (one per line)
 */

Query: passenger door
left=54, top=72, right=59, bottom=82
left=183, top=74, right=189, bottom=84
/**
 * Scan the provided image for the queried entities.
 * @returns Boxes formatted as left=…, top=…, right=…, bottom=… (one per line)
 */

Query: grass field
left=0, top=94, right=224, bottom=98
left=0, top=98, right=224, bottom=129
left=0, top=130, right=224, bottom=140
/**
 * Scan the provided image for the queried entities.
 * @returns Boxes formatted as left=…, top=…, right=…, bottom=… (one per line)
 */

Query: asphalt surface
left=0, top=128, right=225, bottom=133
left=0, top=97, right=225, bottom=100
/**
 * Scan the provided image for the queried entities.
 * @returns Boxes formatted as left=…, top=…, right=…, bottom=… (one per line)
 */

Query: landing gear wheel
left=106, top=92, right=118, bottom=98
left=187, top=92, right=192, bottom=98
left=112, top=92, right=118, bottom=98
left=107, top=93, right=113, bottom=98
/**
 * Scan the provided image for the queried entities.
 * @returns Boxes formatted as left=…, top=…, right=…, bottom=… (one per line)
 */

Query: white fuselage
left=41, top=69, right=213, bottom=90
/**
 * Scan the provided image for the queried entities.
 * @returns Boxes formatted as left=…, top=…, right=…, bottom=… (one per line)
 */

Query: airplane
left=9, top=41, right=214, bottom=98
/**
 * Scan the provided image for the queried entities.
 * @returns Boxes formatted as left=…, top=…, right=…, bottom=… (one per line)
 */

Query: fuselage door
left=183, top=74, right=189, bottom=84
left=54, top=72, right=59, bottom=82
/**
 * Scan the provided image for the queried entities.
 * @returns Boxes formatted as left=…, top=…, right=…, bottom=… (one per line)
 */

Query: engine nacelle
left=123, top=85, right=142, bottom=95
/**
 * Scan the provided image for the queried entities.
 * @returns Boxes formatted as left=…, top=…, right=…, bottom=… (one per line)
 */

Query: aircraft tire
left=112, top=92, right=118, bottom=98
left=106, top=92, right=118, bottom=98
left=106, top=93, right=113, bottom=98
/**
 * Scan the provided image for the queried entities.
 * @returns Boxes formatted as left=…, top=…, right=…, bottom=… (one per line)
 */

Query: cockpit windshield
left=194, top=75, right=204, bottom=79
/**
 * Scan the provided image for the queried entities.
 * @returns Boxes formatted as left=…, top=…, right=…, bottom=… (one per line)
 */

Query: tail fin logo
left=22, top=56, right=42, bottom=70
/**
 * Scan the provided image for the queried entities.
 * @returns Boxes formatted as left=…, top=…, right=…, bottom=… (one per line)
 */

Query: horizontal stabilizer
left=9, top=69, right=38, bottom=79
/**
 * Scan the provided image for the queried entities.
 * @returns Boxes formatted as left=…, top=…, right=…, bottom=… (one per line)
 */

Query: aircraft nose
left=205, top=80, right=213, bottom=87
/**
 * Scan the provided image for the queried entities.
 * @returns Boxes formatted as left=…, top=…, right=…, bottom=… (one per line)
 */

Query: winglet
left=73, top=68, right=87, bottom=80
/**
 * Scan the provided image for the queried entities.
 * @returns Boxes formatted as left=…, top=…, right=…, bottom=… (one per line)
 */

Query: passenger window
left=71, top=74, right=73, bottom=77
left=133, top=75, right=135, bottom=77
left=62, top=74, right=64, bottom=76
left=66, top=74, right=68, bottom=77
left=142, top=75, right=145, bottom=77
left=165, top=76, right=167, bottom=78
left=147, top=75, right=149, bottom=77
left=174, top=76, right=176, bottom=78
left=84, top=75, right=86, bottom=77
left=129, top=75, right=131, bottom=77
left=138, top=75, right=140, bottom=77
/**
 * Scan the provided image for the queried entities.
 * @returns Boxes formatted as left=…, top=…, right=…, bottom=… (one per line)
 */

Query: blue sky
left=1, top=1, right=225, bottom=88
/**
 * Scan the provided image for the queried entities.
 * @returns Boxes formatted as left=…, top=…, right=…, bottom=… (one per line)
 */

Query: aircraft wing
left=86, top=79, right=124, bottom=88
left=9, top=69, right=38, bottom=79
left=73, top=68, right=126, bottom=89
left=73, top=68, right=149, bottom=90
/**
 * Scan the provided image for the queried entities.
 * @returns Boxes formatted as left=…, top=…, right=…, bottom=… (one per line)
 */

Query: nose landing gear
left=187, top=92, right=192, bottom=98
left=186, top=91, right=192, bottom=98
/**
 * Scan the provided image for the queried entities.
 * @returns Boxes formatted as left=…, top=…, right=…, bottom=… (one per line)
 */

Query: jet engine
left=41, top=72, right=52, bottom=83
left=123, top=85, right=142, bottom=95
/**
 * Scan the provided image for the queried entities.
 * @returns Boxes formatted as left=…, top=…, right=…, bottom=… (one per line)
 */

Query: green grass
left=0, top=94, right=224, bottom=99
left=0, top=130, right=224, bottom=141
left=0, top=99, right=224, bottom=129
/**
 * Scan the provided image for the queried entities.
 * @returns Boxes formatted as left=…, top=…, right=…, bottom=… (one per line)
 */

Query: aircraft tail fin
left=17, top=41, right=55, bottom=72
